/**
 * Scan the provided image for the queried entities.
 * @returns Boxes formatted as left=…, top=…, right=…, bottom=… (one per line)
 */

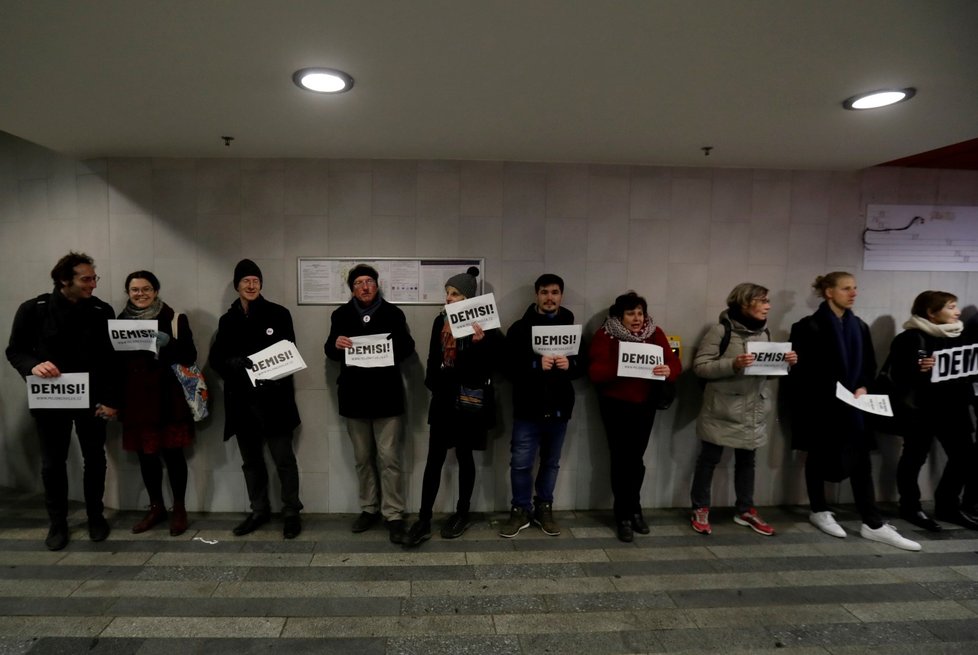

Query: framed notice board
left=297, top=257, right=485, bottom=305
left=863, top=204, right=978, bottom=271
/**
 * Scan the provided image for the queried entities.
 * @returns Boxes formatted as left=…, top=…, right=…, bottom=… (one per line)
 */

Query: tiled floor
left=1, top=487, right=977, bottom=654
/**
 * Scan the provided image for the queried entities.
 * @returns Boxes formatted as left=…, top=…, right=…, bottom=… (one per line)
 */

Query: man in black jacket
left=498, top=273, right=583, bottom=538
left=6, top=252, right=118, bottom=550
left=210, top=259, right=303, bottom=539
left=324, top=264, right=415, bottom=544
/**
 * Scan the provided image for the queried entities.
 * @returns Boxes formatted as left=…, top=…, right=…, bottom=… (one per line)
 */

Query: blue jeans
left=510, top=418, right=568, bottom=512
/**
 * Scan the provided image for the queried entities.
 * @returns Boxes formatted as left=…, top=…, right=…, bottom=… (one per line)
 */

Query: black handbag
left=652, top=380, right=676, bottom=410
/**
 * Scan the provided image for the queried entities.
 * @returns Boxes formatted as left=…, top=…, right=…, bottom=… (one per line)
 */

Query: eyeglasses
left=78, top=275, right=100, bottom=284
left=128, top=286, right=154, bottom=295
left=353, top=279, right=377, bottom=289
left=752, top=297, right=771, bottom=304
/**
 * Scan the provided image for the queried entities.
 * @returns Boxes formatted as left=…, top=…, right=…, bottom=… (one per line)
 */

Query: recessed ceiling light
left=293, top=68, right=354, bottom=94
left=842, top=87, right=915, bottom=110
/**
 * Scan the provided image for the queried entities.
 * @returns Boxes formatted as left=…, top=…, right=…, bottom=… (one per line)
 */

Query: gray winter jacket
left=693, top=311, right=774, bottom=449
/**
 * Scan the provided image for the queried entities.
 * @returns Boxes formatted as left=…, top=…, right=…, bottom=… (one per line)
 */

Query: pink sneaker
left=734, top=508, right=775, bottom=536
left=691, top=507, right=711, bottom=535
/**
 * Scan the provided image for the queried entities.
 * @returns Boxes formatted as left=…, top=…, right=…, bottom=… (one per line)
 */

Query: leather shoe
left=88, top=516, right=110, bottom=542
left=283, top=515, right=302, bottom=539
left=351, top=511, right=381, bottom=533
left=617, top=520, right=634, bottom=543
left=630, top=513, right=650, bottom=535
left=132, top=503, right=167, bottom=534
left=169, top=503, right=189, bottom=537
left=232, top=513, right=270, bottom=536
left=936, top=508, right=978, bottom=530
left=45, top=522, right=69, bottom=551
left=899, top=509, right=942, bottom=532
left=387, top=519, right=407, bottom=545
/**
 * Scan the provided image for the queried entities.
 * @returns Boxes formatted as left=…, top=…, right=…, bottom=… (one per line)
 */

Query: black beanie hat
left=233, top=259, right=263, bottom=289
left=347, top=264, right=379, bottom=290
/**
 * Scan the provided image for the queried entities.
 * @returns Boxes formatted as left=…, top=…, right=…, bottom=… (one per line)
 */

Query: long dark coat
left=210, top=295, right=301, bottom=440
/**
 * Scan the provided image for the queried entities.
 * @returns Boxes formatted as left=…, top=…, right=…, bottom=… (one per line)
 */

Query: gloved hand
left=227, top=356, right=254, bottom=371
left=155, top=332, right=171, bottom=349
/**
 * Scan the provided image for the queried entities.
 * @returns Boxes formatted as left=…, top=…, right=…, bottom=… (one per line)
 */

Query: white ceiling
left=3, top=0, right=976, bottom=170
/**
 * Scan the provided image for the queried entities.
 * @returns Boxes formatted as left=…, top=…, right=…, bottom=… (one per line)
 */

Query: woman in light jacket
left=689, top=283, right=796, bottom=536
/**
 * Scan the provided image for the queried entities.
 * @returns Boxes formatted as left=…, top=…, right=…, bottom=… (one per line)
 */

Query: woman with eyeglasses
left=689, top=283, right=796, bottom=537
left=117, top=271, right=196, bottom=536
left=405, top=268, right=502, bottom=547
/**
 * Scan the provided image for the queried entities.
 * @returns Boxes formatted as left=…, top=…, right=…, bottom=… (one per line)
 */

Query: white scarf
left=902, top=314, right=963, bottom=338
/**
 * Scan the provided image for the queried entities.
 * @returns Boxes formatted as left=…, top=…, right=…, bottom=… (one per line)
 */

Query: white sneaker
left=860, top=523, right=921, bottom=551
left=809, top=511, right=846, bottom=538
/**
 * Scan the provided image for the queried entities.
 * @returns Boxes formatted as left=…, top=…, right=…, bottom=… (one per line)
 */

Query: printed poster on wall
left=27, top=373, right=91, bottom=409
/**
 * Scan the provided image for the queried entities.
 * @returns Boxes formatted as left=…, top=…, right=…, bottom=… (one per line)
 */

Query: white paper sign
left=835, top=382, right=894, bottom=417
left=246, top=340, right=307, bottom=386
left=531, top=325, right=583, bottom=356
left=745, top=341, right=792, bottom=376
left=108, top=319, right=158, bottom=354
left=344, top=333, right=396, bottom=368
left=930, top=343, right=978, bottom=383
left=616, top=342, right=665, bottom=380
left=445, top=292, right=501, bottom=338
left=27, top=373, right=91, bottom=409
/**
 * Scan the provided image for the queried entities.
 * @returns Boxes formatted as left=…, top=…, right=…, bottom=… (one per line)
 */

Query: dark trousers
left=805, top=448, right=883, bottom=529
left=235, top=429, right=302, bottom=517
left=598, top=395, right=655, bottom=522
left=690, top=441, right=756, bottom=514
left=417, top=427, right=475, bottom=523
left=898, top=427, right=974, bottom=513
left=137, top=448, right=188, bottom=505
left=34, top=411, right=107, bottom=523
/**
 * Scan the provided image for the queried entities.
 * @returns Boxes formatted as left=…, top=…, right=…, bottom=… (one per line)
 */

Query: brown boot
left=169, top=503, right=188, bottom=537
left=132, top=503, right=167, bottom=534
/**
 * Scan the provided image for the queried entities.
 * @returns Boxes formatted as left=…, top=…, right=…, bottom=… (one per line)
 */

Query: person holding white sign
left=689, top=283, right=797, bottom=538
left=5, top=252, right=119, bottom=551
left=498, top=273, right=583, bottom=538
left=115, top=271, right=196, bottom=537
left=210, top=259, right=303, bottom=540
left=405, top=268, right=502, bottom=547
left=788, top=272, right=919, bottom=551
left=324, top=263, right=416, bottom=545
left=588, top=291, right=680, bottom=542
left=885, top=290, right=978, bottom=531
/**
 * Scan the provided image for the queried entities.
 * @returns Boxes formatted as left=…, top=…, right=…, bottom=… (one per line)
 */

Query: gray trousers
left=347, top=416, right=405, bottom=520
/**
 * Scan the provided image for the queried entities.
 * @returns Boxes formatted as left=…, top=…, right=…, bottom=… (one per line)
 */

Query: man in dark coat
left=324, top=264, right=415, bottom=544
left=6, top=252, right=119, bottom=551
left=210, top=259, right=303, bottom=539
left=498, top=273, right=583, bottom=538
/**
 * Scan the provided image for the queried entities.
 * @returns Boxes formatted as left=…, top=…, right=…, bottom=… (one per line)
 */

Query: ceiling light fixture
left=293, top=68, right=354, bottom=94
left=842, top=87, right=915, bottom=110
